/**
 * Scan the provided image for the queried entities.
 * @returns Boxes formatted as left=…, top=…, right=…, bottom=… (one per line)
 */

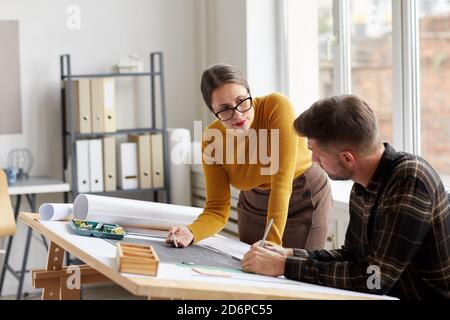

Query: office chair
left=0, top=169, right=16, bottom=255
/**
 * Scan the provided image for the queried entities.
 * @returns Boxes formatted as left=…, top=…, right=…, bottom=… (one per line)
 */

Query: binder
left=89, top=139, right=104, bottom=192
left=151, top=133, right=165, bottom=188
left=102, top=78, right=117, bottom=132
left=76, top=140, right=90, bottom=192
left=118, top=142, right=139, bottom=190
left=103, top=136, right=117, bottom=191
left=90, top=79, right=104, bottom=132
left=90, top=78, right=116, bottom=132
left=128, top=134, right=152, bottom=189
left=67, top=79, right=91, bottom=133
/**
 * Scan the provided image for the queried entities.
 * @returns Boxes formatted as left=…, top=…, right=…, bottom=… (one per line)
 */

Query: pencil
left=172, top=233, right=178, bottom=248
left=259, top=218, right=274, bottom=247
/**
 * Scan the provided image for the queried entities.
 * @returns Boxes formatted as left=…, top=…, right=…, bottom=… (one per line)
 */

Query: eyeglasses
left=210, top=96, right=253, bottom=121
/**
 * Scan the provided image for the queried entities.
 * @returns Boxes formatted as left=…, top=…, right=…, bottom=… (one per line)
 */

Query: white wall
left=246, top=0, right=281, bottom=97
left=0, top=0, right=202, bottom=296
left=197, top=0, right=248, bottom=125
left=201, top=0, right=247, bottom=73
left=198, top=0, right=284, bottom=123
left=0, top=0, right=202, bottom=177
left=199, top=0, right=316, bottom=114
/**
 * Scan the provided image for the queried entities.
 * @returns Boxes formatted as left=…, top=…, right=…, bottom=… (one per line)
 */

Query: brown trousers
left=237, top=163, right=333, bottom=249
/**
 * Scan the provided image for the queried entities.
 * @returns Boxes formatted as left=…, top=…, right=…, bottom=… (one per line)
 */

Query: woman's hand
left=166, top=226, right=194, bottom=248
left=252, top=241, right=294, bottom=257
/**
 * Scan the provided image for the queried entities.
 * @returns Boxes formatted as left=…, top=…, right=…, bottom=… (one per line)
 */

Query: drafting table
left=0, top=177, right=70, bottom=299
left=18, top=212, right=397, bottom=300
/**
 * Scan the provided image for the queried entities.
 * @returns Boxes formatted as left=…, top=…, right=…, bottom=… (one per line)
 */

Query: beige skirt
left=237, top=163, right=333, bottom=249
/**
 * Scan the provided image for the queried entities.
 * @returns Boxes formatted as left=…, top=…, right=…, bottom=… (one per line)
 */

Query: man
left=241, top=95, right=450, bottom=299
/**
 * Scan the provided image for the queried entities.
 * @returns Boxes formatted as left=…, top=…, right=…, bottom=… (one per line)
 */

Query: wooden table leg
left=42, top=242, right=65, bottom=300
left=33, top=241, right=110, bottom=300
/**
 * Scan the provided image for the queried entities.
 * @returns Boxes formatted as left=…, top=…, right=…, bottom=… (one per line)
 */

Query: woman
left=166, top=64, right=332, bottom=249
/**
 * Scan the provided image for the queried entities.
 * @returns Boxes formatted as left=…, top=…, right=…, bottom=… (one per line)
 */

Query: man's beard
left=324, top=160, right=352, bottom=181
left=327, top=173, right=352, bottom=181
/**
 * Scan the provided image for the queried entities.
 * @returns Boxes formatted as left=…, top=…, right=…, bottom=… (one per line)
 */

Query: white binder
left=118, top=142, right=138, bottom=190
left=76, top=140, right=90, bottom=192
left=88, top=139, right=104, bottom=192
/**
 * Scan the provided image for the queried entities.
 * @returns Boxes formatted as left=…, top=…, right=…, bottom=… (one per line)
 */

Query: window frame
left=279, top=0, right=450, bottom=190
left=281, top=0, right=422, bottom=153
left=392, top=0, right=421, bottom=155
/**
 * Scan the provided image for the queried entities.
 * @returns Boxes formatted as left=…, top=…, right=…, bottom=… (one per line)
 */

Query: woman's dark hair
left=200, top=63, right=250, bottom=107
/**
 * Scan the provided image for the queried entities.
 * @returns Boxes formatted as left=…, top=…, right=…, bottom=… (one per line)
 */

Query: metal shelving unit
left=60, top=52, right=171, bottom=203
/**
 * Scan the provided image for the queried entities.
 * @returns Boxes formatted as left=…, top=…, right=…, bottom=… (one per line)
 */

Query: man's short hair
left=294, top=95, right=379, bottom=152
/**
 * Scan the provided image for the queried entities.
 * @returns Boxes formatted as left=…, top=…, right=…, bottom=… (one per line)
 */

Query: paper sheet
left=197, top=235, right=251, bottom=260
left=39, top=203, right=73, bottom=221
left=73, top=194, right=202, bottom=229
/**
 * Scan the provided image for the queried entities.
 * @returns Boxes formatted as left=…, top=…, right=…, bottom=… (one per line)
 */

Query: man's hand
left=241, top=245, right=287, bottom=276
left=252, top=241, right=294, bottom=257
left=166, top=226, right=194, bottom=248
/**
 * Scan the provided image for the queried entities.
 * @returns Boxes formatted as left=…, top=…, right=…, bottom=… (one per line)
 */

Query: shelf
left=61, top=52, right=171, bottom=203
left=62, top=72, right=160, bottom=79
left=66, top=128, right=164, bottom=139
left=84, top=187, right=166, bottom=195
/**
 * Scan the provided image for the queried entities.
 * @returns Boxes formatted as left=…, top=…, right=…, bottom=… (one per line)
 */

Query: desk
left=18, top=212, right=397, bottom=300
left=0, top=177, right=70, bottom=299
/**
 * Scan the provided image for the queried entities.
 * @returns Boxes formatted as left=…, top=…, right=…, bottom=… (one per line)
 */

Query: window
left=419, top=0, right=450, bottom=185
left=284, top=0, right=450, bottom=188
left=350, top=0, right=393, bottom=144
left=318, top=0, right=336, bottom=97
left=284, top=0, right=336, bottom=113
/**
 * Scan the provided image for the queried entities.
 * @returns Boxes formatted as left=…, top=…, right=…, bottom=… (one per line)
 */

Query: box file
left=103, top=136, right=117, bottom=191
left=102, top=78, right=116, bottom=132
left=128, top=134, right=152, bottom=189
left=66, top=79, right=91, bottom=133
left=91, top=78, right=116, bottom=133
left=151, top=133, right=164, bottom=188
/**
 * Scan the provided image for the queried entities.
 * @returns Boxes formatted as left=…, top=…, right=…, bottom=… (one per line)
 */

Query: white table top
left=8, top=176, right=70, bottom=195
left=26, top=216, right=396, bottom=300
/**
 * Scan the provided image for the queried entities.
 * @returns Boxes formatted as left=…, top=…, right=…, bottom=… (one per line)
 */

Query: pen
left=259, top=218, right=274, bottom=247
left=172, top=232, right=179, bottom=248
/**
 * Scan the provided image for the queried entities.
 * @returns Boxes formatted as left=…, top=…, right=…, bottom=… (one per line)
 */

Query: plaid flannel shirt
left=284, top=143, right=450, bottom=299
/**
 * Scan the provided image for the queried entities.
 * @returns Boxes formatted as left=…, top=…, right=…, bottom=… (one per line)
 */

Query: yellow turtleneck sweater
left=188, top=92, right=312, bottom=245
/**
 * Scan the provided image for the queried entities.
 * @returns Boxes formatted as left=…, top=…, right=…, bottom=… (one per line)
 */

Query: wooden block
left=117, top=243, right=159, bottom=276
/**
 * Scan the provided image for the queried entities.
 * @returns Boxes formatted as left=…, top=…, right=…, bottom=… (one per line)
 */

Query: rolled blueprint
left=39, top=203, right=73, bottom=221
left=73, top=194, right=202, bottom=230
